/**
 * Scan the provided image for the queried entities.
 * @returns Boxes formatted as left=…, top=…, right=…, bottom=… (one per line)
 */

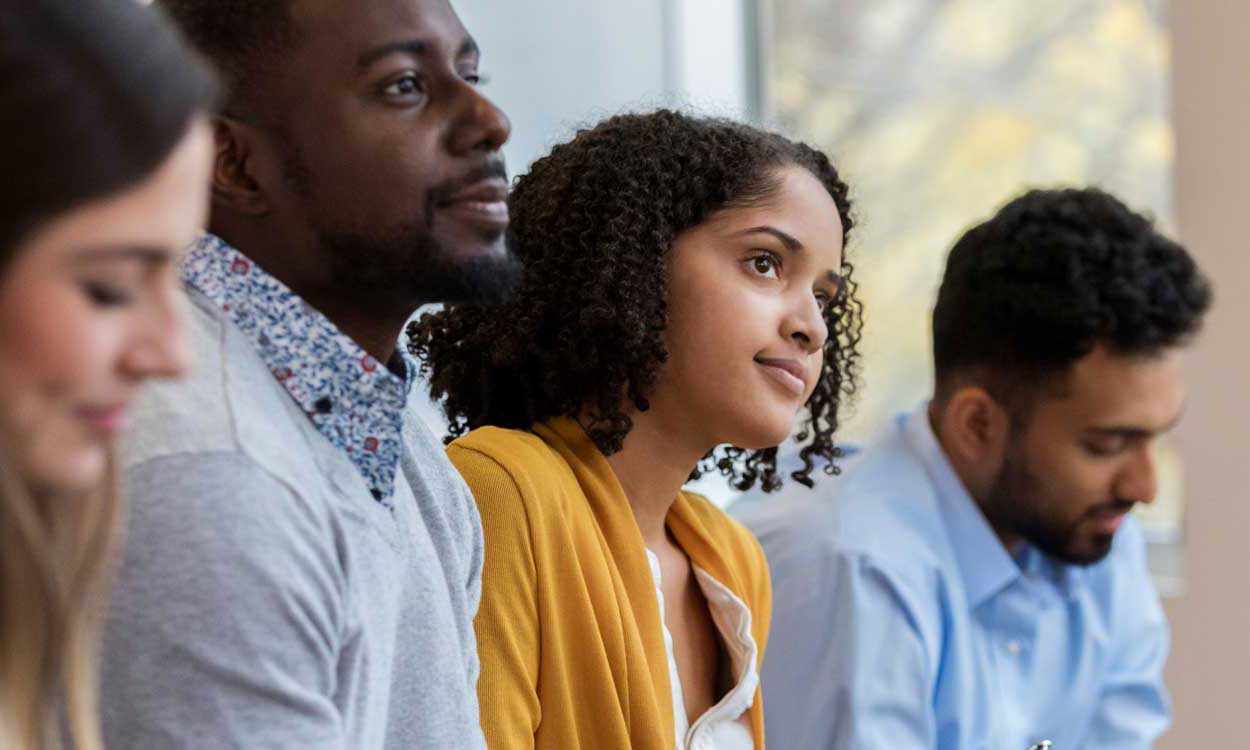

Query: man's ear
left=211, top=116, right=271, bottom=216
left=942, top=385, right=1011, bottom=469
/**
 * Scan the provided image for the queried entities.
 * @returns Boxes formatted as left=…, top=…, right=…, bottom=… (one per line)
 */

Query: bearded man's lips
left=1086, top=501, right=1135, bottom=535
left=436, top=177, right=509, bottom=232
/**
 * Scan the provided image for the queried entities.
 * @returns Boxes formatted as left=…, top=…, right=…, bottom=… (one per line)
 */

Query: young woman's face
left=0, top=118, right=213, bottom=494
left=656, top=165, right=845, bottom=451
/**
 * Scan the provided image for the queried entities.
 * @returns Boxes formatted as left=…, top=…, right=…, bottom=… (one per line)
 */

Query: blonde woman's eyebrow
left=70, top=245, right=172, bottom=267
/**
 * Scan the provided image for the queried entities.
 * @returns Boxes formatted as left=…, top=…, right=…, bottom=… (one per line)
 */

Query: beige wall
left=1164, top=3, right=1250, bottom=747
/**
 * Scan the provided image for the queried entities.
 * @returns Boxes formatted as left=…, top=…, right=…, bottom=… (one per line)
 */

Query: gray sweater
left=99, top=289, right=486, bottom=749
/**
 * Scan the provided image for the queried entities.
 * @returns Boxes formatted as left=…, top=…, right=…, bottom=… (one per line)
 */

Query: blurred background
left=433, top=2, right=1249, bottom=745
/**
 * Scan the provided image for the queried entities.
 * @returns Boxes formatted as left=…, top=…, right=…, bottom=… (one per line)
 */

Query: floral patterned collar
left=183, top=233, right=412, bottom=509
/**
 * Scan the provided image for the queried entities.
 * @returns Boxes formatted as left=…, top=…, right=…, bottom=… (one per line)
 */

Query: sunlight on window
left=764, top=0, right=1183, bottom=590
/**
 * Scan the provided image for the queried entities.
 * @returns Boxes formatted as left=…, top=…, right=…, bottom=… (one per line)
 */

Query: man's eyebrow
left=1087, top=409, right=1185, bottom=439
left=1088, top=426, right=1155, bottom=440
left=357, top=36, right=480, bottom=70
left=358, top=39, right=425, bottom=69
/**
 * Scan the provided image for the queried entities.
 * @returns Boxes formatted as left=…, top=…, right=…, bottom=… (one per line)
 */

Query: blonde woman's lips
left=76, top=403, right=130, bottom=437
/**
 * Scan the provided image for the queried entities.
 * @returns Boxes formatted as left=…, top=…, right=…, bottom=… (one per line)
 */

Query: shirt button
left=1005, top=639, right=1022, bottom=656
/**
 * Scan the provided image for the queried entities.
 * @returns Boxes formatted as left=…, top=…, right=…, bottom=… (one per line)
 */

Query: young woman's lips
left=76, top=403, right=130, bottom=438
left=755, top=357, right=808, bottom=398
left=438, top=178, right=509, bottom=231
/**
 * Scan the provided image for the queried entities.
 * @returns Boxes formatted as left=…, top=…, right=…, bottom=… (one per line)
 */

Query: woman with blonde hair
left=0, top=1, right=216, bottom=746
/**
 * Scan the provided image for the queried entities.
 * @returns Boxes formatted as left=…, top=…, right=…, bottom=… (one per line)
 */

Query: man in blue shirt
left=736, top=188, right=1212, bottom=749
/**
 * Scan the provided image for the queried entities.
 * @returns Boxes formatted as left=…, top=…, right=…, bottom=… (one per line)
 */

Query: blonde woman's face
left=0, top=118, right=213, bottom=493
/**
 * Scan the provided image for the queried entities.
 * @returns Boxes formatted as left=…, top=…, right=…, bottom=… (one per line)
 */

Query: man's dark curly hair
left=408, top=110, right=862, bottom=492
left=157, top=0, right=298, bottom=116
left=933, top=187, right=1212, bottom=413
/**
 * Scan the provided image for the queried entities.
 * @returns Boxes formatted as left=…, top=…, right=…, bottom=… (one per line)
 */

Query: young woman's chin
left=23, top=428, right=110, bottom=496
left=721, top=405, right=800, bottom=451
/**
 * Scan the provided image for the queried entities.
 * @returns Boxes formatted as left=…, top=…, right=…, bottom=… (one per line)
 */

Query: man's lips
left=1086, top=503, right=1134, bottom=534
left=437, top=177, right=509, bottom=230
left=755, top=357, right=808, bottom=397
left=443, top=177, right=508, bottom=205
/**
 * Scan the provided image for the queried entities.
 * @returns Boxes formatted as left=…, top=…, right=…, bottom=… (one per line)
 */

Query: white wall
left=671, top=0, right=754, bottom=119
left=416, top=1, right=754, bottom=475
left=1161, top=3, right=1250, bottom=746
left=454, top=0, right=752, bottom=173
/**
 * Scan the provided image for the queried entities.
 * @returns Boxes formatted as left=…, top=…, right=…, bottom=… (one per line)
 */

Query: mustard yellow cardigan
left=448, top=417, right=772, bottom=750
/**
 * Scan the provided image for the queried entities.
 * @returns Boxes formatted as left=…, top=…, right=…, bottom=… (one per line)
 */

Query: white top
left=645, top=549, right=758, bottom=750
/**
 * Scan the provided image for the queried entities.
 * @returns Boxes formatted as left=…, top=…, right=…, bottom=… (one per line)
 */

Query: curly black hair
left=157, top=0, right=297, bottom=116
left=933, top=187, right=1212, bottom=411
left=408, top=110, right=862, bottom=492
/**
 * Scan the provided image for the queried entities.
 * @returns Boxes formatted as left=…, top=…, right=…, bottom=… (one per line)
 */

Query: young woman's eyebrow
left=733, top=225, right=802, bottom=251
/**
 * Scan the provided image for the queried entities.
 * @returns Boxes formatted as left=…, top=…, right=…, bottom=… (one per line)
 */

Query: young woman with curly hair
left=409, top=109, right=863, bottom=750
left=0, top=1, right=215, bottom=747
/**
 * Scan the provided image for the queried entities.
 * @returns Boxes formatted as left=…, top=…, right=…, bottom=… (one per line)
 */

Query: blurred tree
left=764, top=0, right=1182, bottom=587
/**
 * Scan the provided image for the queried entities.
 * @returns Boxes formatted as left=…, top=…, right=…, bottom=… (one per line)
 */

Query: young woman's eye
left=83, top=282, right=133, bottom=308
left=464, top=72, right=485, bottom=86
left=747, top=253, right=780, bottom=279
left=383, top=73, right=424, bottom=97
left=814, top=291, right=832, bottom=310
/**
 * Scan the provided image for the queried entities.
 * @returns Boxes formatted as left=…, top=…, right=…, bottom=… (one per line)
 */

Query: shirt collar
left=901, top=404, right=1022, bottom=609
left=901, top=404, right=1089, bottom=607
left=183, top=233, right=413, bottom=508
left=1017, top=541, right=1089, bottom=600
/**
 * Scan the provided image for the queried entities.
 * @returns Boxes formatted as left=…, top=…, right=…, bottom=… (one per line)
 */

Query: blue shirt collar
left=901, top=404, right=1088, bottom=608
left=183, top=233, right=413, bottom=509
left=901, top=404, right=1022, bottom=609
left=1021, top=546, right=1088, bottom=600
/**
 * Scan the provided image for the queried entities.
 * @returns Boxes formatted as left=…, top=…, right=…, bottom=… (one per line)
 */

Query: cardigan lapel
left=533, top=417, right=677, bottom=749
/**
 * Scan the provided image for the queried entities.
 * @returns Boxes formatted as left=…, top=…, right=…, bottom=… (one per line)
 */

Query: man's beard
left=283, top=139, right=520, bottom=307
left=313, top=221, right=522, bottom=307
left=981, top=448, right=1120, bottom=567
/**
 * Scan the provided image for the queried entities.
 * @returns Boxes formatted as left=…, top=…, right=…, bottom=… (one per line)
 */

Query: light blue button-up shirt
left=733, top=405, right=1171, bottom=750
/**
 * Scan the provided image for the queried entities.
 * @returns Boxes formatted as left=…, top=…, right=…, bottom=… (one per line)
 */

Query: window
left=757, top=0, right=1182, bottom=590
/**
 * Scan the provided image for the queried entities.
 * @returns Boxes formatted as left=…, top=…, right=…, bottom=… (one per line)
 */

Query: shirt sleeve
left=460, top=470, right=487, bottom=707
left=448, top=444, right=542, bottom=750
left=1082, top=529, right=1173, bottom=749
left=761, top=548, right=936, bottom=750
left=100, top=452, right=349, bottom=749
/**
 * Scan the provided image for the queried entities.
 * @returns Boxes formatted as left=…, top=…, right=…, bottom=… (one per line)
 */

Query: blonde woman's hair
left=0, top=452, right=122, bottom=750
left=0, top=0, right=216, bottom=743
